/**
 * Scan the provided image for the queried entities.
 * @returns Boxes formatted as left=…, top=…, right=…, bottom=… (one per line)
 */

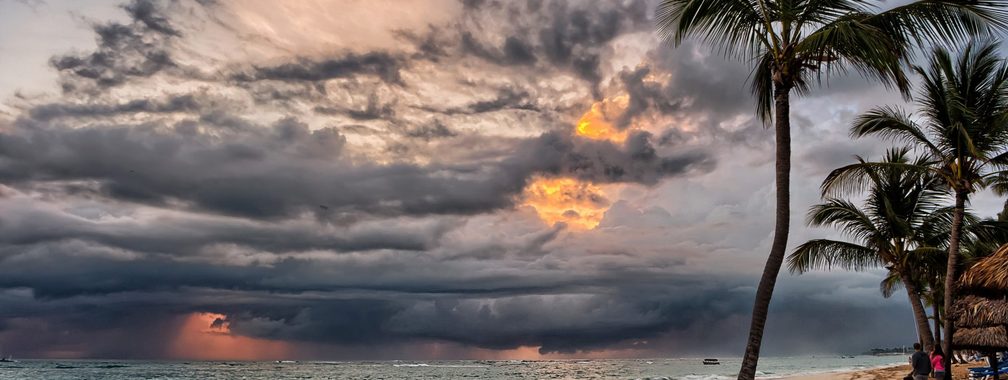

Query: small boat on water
left=0, top=355, right=16, bottom=363
left=703, top=358, right=720, bottom=365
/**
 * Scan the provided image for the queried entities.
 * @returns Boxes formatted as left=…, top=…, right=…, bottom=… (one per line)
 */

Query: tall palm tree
left=789, top=148, right=947, bottom=348
left=848, top=40, right=1008, bottom=378
left=878, top=245, right=945, bottom=346
left=655, top=2, right=1007, bottom=378
left=879, top=210, right=1008, bottom=349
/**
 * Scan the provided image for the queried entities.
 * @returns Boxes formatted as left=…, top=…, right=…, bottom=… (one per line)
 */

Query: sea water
left=0, top=356, right=906, bottom=379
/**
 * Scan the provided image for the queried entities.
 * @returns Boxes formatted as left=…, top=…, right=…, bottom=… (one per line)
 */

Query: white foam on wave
left=391, top=363, right=489, bottom=369
left=756, top=361, right=905, bottom=379
left=677, top=374, right=735, bottom=380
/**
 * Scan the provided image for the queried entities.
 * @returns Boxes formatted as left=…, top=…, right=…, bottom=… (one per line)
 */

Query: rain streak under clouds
left=0, top=0, right=988, bottom=360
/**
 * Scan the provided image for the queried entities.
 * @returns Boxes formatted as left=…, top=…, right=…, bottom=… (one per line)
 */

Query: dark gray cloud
left=0, top=252, right=917, bottom=357
left=122, top=0, right=181, bottom=36
left=50, top=0, right=179, bottom=92
left=615, top=66, right=683, bottom=128
left=411, top=85, right=541, bottom=117
left=468, top=86, right=539, bottom=114
left=233, top=52, right=404, bottom=84
left=315, top=93, right=398, bottom=121
left=443, top=0, right=650, bottom=98
left=0, top=108, right=712, bottom=219
left=0, top=198, right=454, bottom=261
left=26, top=94, right=202, bottom=121
left=534, top=0, right=649, bottom=97
left=403, top=119, right=457, bottom=141
left=515, top=131, right=715, bottom=185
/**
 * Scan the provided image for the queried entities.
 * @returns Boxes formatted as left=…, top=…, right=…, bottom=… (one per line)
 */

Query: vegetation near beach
left=656, top=1, right=1008, bottom=379
left=844, top=40, right=1008, bottom=377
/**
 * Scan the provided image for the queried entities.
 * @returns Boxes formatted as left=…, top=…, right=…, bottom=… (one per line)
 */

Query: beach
left=788, top=363, right=974, bottom=380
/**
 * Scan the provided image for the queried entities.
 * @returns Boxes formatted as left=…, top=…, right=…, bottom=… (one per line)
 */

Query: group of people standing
left=910, top=343, right=947, bottom=380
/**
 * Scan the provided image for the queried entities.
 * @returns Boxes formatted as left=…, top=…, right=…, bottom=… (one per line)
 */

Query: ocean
left=0, top=356, right=906, bottom=379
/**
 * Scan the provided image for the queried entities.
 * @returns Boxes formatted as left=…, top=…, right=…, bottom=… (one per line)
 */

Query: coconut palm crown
left=789, top=147, right=949, bottom=348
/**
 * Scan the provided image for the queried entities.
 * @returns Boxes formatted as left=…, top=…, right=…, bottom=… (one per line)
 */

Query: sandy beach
left=788, top=363, right=976, bottom=380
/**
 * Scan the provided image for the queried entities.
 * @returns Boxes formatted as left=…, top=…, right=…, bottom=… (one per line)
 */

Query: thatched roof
left=952, top=243, right=1008, bottom=350
left=960, top=243, right=1008, bottom=292
left=952, top=295, right=1008, bottom=329
left=953, top=326, right=1008, bottom=351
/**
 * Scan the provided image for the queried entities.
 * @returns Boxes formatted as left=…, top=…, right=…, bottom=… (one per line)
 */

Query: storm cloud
left=0, top=0, right=939, bottom=360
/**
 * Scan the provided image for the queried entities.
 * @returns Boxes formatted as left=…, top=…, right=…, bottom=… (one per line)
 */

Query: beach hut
left=952, top=243, right=1008, bottom=380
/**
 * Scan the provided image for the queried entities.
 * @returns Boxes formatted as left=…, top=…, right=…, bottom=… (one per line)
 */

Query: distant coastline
left=862, top=347, right=913, bottom=356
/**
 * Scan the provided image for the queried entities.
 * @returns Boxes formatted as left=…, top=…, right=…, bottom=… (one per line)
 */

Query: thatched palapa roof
left=953, top=295, right=1008, bottom=329
left=954, top=326, right=1008, bottom=350
left=959, top=243, right=1008, bottom=292
left=952, top=243, right=1008, bottom=351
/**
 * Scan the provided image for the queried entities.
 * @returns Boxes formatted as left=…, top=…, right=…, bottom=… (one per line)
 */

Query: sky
left=0, top=0, right=1004, bottom=360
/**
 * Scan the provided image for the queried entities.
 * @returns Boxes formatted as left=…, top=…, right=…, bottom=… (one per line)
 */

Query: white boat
left=703, top=358, right=720, bottom=365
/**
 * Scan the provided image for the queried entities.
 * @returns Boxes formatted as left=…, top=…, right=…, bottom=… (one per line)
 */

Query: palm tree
left=789, top=148, right=947, bottom=348
left=879, top=207, right=1008, bottom=349
left=848, top=40, right=1008, bottom=378
left=654, top=2, right=1007, bottom=378
left=879, top=210, right=1008, bottom=350
left=879, top=211, right=955, bottom=348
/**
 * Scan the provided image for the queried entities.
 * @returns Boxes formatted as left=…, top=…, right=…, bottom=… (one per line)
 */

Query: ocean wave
left=677, top=374, right=735, bottom=380
left=755, top=361, right=905, bottom=379
left=93, top=364, right=129, bottom=369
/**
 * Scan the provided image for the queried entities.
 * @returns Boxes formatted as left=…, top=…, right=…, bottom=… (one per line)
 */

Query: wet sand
left=787, top=363, right=974, bottom=380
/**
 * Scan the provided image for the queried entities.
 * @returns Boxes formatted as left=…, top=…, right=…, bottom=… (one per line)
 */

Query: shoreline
left=785, top=363, right=975, bottom=380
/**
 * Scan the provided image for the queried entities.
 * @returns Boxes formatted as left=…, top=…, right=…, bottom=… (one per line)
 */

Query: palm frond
left=865, top=1, right=1008, bottom=49
left=880, top=270, right=904, bottom=298
left=750, top=50, right=776, bottom=124
left=655, top=0, right=772, bottom=60
left=851, top=106, right=944, bottom=157
left=788, top=239, right=879, bottom=273
left=807, top=199, right=881, bottom=242
left=796, top=11, right=911, bottom=96
left=821, top=159, right=935, bottom=198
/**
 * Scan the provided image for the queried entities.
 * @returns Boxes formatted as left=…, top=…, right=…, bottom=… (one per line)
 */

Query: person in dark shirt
left=909, top=343, right=932, bottom=380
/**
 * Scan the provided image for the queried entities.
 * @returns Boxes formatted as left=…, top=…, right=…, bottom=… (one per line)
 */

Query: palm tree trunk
left=899, top=271, right=935, bottom=348
left=942, top=191, right=967, bottom=380
left=738, top=82, right=791, bottom=380
left=932, top=294, right=941, bottom=349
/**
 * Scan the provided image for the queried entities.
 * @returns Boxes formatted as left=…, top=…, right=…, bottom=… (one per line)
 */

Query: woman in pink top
left=931, top=346, right=946, bottom=379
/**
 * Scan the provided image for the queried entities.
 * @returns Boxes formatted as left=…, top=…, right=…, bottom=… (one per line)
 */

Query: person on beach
left=910, top=343, right=932, bottom=380
left=930, top=346, right=946, bottom=379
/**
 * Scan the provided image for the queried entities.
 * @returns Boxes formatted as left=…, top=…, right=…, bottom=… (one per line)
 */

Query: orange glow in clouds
left=522, top=97, right=636, bottom=230
left=168, top=312, right=292, bottom=360
left=522, top=176, right=609, bottom=230
left=574, top=95, right=629, bottom=143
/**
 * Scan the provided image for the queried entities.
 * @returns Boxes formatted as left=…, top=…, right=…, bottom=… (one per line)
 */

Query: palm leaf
left=655, top=0, right=772, bottom=60
left=788, top=239, right=879, bottom=273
